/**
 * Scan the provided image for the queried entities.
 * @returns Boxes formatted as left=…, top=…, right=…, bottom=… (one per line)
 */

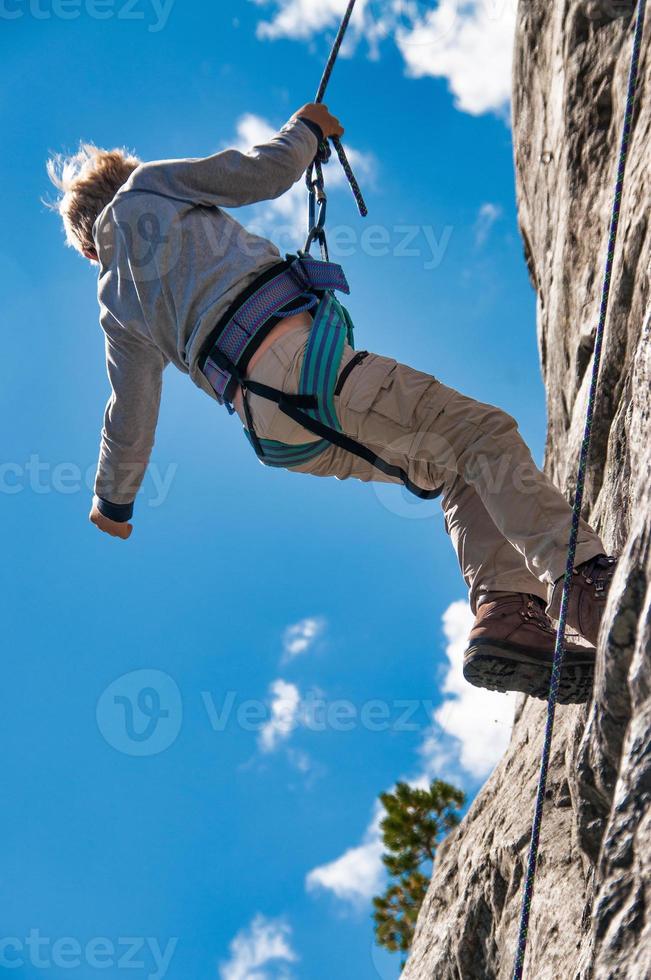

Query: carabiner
left=304, top=178, right=329, bottom=259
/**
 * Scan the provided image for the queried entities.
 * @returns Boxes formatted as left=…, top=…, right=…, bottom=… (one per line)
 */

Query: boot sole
left=463, top=639, right=594, bottom=705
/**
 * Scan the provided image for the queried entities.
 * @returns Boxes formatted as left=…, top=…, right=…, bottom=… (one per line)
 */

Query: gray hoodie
left=92, top=115, right=319, bottom=520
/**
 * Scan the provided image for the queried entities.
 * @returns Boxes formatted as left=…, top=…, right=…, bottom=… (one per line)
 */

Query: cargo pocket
left=337, top=351, right=447, bottom=458
left=334, top=352, right=400, bottom=447
left=335, top=351, right=398, bottom=413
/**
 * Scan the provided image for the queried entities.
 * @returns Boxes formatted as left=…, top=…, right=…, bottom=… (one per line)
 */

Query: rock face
left=402, top=3, right=650, bottom=979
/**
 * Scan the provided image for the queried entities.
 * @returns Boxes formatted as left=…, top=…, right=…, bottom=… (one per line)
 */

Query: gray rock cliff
left=402, top=3, right=650, bottom=978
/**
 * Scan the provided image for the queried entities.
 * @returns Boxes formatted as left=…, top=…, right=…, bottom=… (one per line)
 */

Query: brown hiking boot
left=463, top=592, right=595, bottom=704
left=547, top=554, right=618, bottom=646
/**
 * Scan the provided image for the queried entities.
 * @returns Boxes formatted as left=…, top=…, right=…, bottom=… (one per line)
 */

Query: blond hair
left=46, top=144, right=141, bottom=256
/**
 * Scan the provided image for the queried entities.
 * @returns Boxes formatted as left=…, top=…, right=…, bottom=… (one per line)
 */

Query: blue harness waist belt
left=201, top=254, right=350, bottom=405
left=199, top=255, right=443, bottom=500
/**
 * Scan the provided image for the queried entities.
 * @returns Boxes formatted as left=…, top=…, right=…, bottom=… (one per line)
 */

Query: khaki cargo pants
left=236, top=324, right=605, bottom=613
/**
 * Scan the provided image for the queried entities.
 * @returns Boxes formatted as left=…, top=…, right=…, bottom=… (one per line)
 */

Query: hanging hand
left=89, top=504, right=133, bottom=540
left=295, top=103, right=344, bottom=140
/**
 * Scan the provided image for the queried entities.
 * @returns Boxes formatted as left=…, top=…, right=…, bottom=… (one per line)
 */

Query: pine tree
left=372, top=779, right=465, bottom=961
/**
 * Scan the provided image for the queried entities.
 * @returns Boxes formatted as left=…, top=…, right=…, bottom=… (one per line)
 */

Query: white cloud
left=425, top=600, right=516, bottom=778
left=234, top=112, right=278, bottom=150
left=251, top=0, right=517, bottom=118
left=305, top=599, right=515, bottom=910
left=395, top=1, right=517, bottom=117
left=253, top=0, right=369, bottom=42
left=231, top=113, right=375, bottom=245
left=259, top=680, right=302, bottom=753
left=282, top=616, right=325, bottom=662
left=474, top=202, right=503, bottom=247
left=220, top=915, right=297, bottom=980
left=286, top=747, right=313, bottom=773
left=231, top=112, right=306, bottom=241
left=306, top=806, right=384, bottom=904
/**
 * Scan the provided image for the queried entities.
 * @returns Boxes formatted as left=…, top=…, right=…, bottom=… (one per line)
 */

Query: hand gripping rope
left=512, top=2, right=647, bottom=977
left=304, top=0, right=368, bottom=259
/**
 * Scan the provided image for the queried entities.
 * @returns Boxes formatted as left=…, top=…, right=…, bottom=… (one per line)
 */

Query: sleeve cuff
left=297, top=116, right=325, bottom=145
left=94, top=495, right=134, bottom=522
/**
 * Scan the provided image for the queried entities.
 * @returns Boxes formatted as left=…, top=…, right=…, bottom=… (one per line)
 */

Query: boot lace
left=577, top=554, right=617, bottom=595
left=523, top=595, right=555, bottom=631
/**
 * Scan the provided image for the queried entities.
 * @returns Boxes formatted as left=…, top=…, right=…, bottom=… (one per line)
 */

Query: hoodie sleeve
left=94, top=314, right=168, bottom=519
left=129, top=116, right=319, bottom=209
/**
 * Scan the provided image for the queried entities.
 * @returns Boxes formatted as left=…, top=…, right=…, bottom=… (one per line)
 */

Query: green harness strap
left=242, top=291, right=444, bottom=501
left=245, top=290, right=354, bottom=468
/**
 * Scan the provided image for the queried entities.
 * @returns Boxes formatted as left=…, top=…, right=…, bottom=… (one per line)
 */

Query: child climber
left=47, top=102, right=617, bottom=705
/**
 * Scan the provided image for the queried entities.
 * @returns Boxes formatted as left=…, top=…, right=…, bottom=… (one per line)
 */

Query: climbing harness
left=200, top=0, right=443, bottom=500
left=512, top=3, right=647, bottom=977
left=199, top=253, right=443, bottom=499
left=200, top=254, right=349, bottom=405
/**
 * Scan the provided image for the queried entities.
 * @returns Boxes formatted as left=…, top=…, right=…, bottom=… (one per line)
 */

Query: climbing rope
left=512, top=2, right=647, bottom=977
left=304, top=0, right=368, bottom=258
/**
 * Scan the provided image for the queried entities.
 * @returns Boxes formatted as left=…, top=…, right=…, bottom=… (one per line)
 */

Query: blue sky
left=1, top=1, right=541, bottom=977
